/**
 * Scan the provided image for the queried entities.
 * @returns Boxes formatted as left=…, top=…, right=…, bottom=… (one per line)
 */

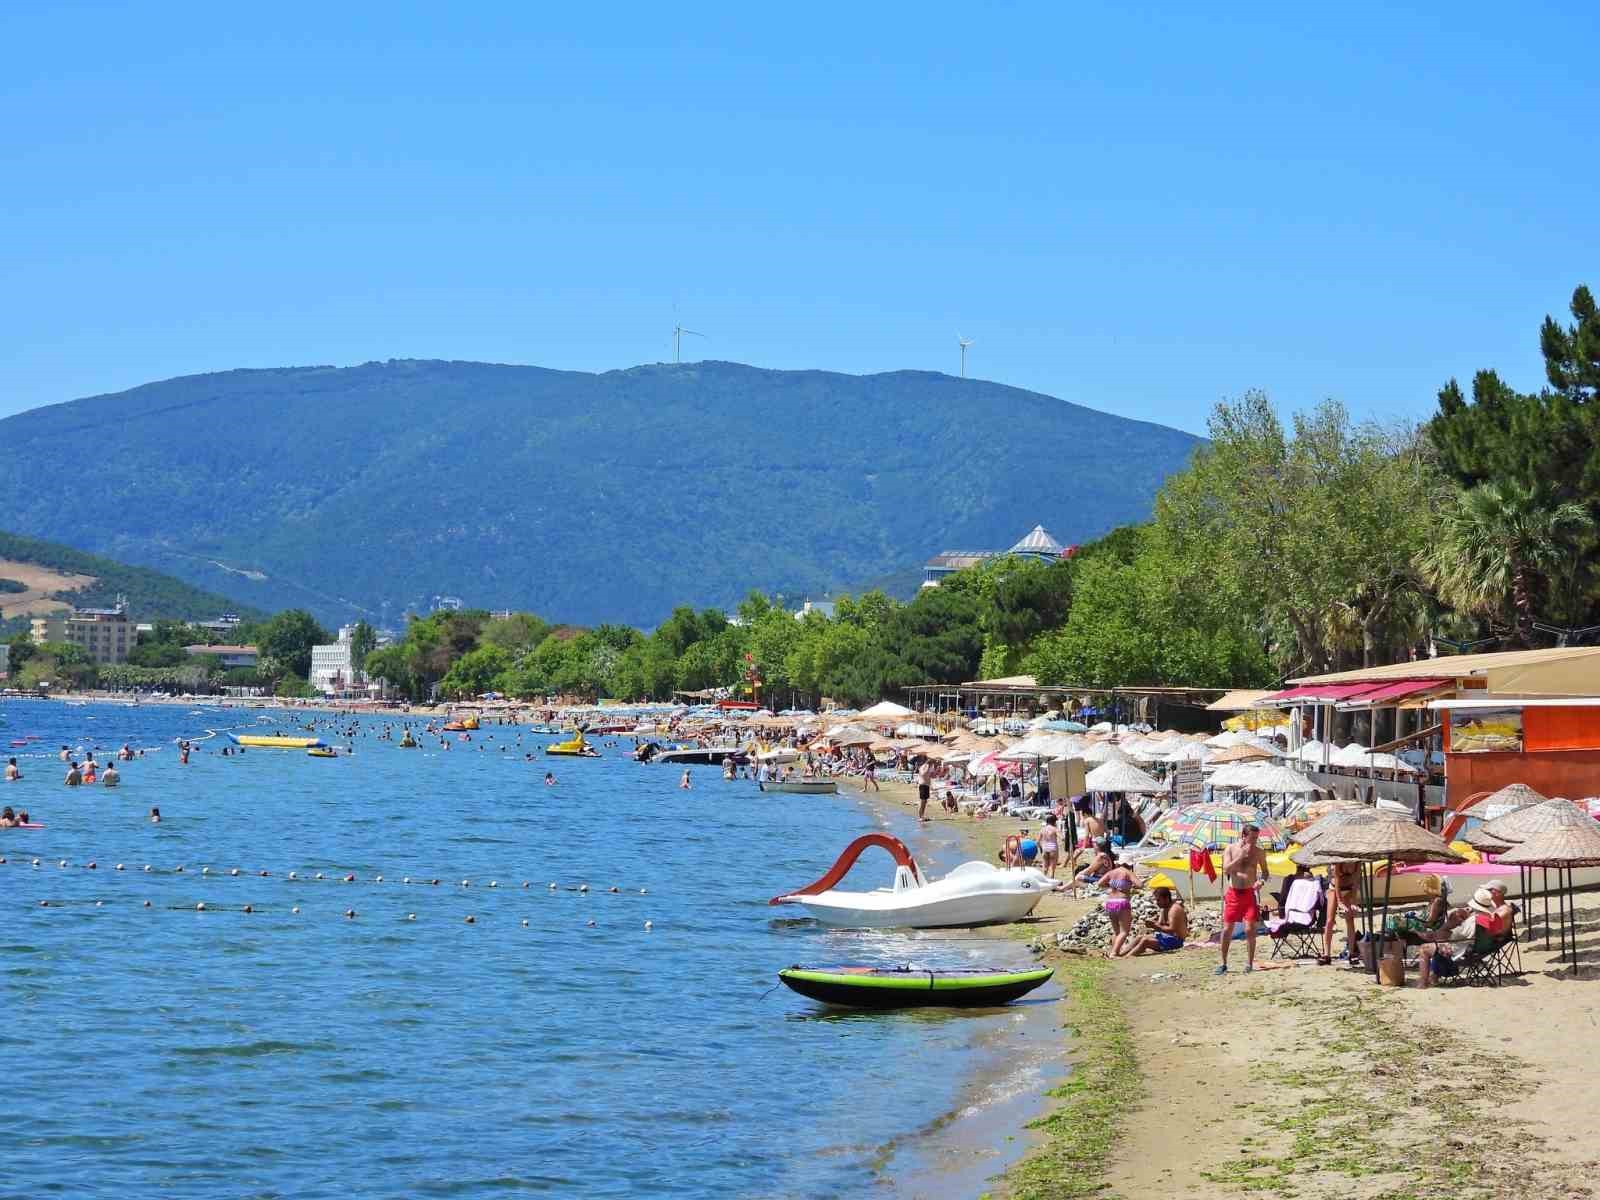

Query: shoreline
left=832, top=776, right=1091, bottom=1197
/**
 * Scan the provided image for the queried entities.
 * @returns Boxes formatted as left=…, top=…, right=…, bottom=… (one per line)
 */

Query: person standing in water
left=680, top=770, right=692, bottom=790
left=102, top=762, right=120, bottom=787
left=4, top=757, right=21, bottom=782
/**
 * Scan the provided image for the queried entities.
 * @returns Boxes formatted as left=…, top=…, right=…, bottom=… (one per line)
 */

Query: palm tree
left=1420, top=481, right=1594, bottom=645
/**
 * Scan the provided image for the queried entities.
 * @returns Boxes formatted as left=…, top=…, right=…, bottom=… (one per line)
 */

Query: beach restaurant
left=1263, top=646, right=1600, bottom=820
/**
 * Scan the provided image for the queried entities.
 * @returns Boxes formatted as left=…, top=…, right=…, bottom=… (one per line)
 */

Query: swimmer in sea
left=544, top=772, right=557, bottom=786
left=102, top=763, right=120, bottom=788
left=4, top=757, right=20, bottom=782
left=149, top=807, right=161, bottom=823
left=64, top=762, right=83, bottom=787
left=0, top=807, right=15, bottom=828
left=680, top=770, right=692, bottom=790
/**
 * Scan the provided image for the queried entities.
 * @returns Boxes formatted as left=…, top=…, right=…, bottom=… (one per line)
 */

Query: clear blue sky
left=3, top=4, right=1595, bottom=433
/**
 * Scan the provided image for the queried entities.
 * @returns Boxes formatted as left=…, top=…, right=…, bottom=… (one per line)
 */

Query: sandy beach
left=841, top=776, right=1600, bottom=1199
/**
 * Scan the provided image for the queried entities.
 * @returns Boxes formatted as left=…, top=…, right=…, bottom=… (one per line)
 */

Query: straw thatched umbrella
left=1311, top=814, right=1465, bottom=978
left=1209, top=743, right=1274, bottom=764
left=1480, top=782, right=1547, bottom=809
left=1480, top=799, right=1594, bottom=944
left=1496, top=820, right=1600, bottom=971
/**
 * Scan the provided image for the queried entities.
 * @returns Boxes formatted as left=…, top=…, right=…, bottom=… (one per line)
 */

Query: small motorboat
left=654, top=746, right=748, bottom=767
left=778, top=964, right=1054, bottom=1009
left=231, top=734, right=324, bottom=749
left=306, top=747, right=338, bottom=758
left=770, top=834, right=1054, bottom=928
left=759, top=779, right=838, bottom=794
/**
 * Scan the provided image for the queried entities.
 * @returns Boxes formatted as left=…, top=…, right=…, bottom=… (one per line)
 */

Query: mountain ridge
left=0, top=359, right=1202, bottom=625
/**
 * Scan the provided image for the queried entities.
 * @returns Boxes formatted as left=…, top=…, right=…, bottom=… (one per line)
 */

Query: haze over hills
left=0, top=360, right=1202, bottom=627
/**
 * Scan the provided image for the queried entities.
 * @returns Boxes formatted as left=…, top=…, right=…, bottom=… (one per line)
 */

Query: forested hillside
left=0, top=360, right=1201, bottom=626
left=0, top=529, right=264, bottom=628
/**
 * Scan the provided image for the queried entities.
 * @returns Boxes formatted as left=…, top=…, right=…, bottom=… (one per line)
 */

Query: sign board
left=1174, top=761, right=1204, bottom=806
left=1049, top=757, right=1087, bottom=797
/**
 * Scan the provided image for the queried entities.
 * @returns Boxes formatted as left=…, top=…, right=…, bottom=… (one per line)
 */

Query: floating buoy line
left=6, top=855, right=656, bottom=929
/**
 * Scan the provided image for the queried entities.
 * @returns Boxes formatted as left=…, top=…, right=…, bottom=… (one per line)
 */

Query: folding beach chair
left=1442, top=928, right=1522, bottom=987
left=1267, top=877, right=1324, bottom=960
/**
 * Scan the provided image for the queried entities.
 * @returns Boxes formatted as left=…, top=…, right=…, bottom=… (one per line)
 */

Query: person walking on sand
left=916, top=760, right=933, bottom=820
left=1216, top=824, right=1268, bottom=975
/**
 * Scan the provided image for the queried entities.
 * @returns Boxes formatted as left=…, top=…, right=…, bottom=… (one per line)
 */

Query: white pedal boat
left=770, top=834, right=1052, bottom=928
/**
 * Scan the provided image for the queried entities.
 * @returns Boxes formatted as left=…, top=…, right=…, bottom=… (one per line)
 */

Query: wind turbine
left=673, top=324, right=705, bottom=363
left=957, top=334, right=974, bottom=378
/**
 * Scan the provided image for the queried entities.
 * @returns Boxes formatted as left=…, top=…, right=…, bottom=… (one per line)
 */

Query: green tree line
left=8, top=286, right=1595, bottom=705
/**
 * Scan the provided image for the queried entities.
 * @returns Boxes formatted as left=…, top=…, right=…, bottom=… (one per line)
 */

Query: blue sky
left=3, top=3, right=1594, bottom=433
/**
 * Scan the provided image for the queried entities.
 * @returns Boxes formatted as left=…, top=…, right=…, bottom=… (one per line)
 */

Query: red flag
left=1189, top=848, right=1217, bottom=882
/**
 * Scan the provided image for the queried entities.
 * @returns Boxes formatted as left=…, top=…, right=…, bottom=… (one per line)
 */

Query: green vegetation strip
left=1001, top=958, right=1138, bottom=1200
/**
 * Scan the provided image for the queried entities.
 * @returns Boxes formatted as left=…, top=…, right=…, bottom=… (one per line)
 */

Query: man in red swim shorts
left=1216, top=823, right=1269, bottom=976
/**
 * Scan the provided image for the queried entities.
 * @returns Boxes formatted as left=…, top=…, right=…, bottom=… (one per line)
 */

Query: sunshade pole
left=1374, top=855, right=1395, bottom=981
left=1543, top=866, right=1552, bottom=951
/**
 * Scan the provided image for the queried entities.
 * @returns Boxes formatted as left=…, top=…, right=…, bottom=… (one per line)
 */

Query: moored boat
left=655, top=746, right=748, bottom=767
left=759, top=779, right=838, bottom=794
left=778, top=964, right=1054, bottom=1008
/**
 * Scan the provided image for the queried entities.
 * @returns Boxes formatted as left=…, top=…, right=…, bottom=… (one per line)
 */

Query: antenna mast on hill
left=957, top=335, right=974, bottom=378
left=673, top=325, right=705, bottom=363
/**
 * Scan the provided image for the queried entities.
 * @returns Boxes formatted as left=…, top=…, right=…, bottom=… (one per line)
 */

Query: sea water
left=0, top=703, right=1058, bottom=1198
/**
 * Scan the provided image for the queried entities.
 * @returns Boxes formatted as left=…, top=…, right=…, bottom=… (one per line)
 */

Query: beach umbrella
left=1159, top=802, right=1286, bottom=850
left=1480, top=797, right=1592, bottom=843
left=998, top=735, right=1055, bottom=762
left=1081, top=742, right=1133, bottom=765
left=827, top=726, right=875, bottom=747
left=1205, top=729, right=1248, bottom=748
left=1161, top=742, right=1211, bottom=765
left=1038, top=718, right=1089, bottom=732
left=1495, top=820, right=1600, bottom=971
left=1309, top=813, right=1464, bottom=978
left=1480, top=798, right=1595, bottom=943
left=1473, top=782, right=1547, bottom=823
left=894, top=722, right=937, bottom=738
left=858, top=701, right=914, bottom=719
left=1237, top=764, right=1320, bottom=796
left=1208, top=743, right=1273, bottom=765
left=1084, top=760, right=1164, bottom=794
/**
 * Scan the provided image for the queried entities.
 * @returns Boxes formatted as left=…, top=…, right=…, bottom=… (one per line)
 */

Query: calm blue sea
left=0, top=702, right=1057, bottom=1199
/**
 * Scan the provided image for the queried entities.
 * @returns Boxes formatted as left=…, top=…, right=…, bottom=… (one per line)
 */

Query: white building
left=310, top=624, right=366, bottom=695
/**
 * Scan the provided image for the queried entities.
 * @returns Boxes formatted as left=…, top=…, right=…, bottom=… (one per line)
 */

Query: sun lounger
left=1267, top=877, right=1324, bottom=960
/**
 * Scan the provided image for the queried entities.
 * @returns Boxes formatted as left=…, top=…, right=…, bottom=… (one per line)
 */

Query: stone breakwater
left=1029, top=892, right=1224, bottom=954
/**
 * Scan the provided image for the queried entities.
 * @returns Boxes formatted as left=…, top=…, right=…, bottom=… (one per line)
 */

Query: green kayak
left=778, top=964, right=1054, bottom=1008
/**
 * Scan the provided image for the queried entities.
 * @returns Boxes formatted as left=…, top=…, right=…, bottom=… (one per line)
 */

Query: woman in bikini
left=1320, top=859, right=1362, bottom=966
left=1038, top=814, right=1061, bottom=878
left=1098, top=861, right=1139, bottom=957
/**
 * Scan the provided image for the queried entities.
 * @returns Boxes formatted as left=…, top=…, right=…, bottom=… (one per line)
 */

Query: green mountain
left=0, top=360, right=1201, bottom=626
left=0, top=529, right=266, bottom=629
